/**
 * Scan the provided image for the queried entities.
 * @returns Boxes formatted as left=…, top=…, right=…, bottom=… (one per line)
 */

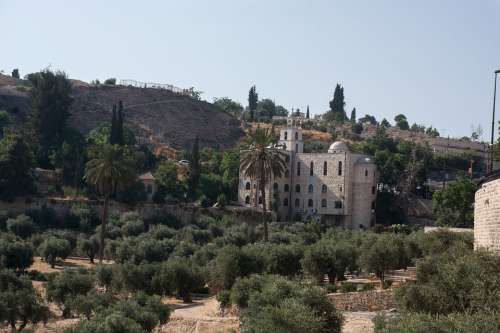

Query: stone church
left=238, top=124, right=378, bottom=229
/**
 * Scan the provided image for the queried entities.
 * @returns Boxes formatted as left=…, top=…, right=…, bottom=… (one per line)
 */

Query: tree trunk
left=99, top=194, right=110, bottom=264
left=261, top=183, right=268, bottom=242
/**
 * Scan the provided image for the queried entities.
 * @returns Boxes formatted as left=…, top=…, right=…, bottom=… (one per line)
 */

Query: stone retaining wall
left=328, top=289, right=396, bottom=311
left=474, top=177, right=500, bottom=254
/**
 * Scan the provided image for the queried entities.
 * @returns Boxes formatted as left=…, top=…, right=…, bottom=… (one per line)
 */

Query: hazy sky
left=1, top=1, right=499, bottom=139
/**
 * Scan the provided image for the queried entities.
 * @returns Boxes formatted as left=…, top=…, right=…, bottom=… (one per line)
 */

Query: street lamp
left=489, top=69, right=500, bottom=173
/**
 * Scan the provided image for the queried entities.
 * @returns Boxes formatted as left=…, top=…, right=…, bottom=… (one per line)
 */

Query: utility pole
left=489, top=70, right=500, bottom=173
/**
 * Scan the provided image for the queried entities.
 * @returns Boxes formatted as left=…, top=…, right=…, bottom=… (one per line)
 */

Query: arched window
left=258, top=196, right=263, bottom=204
left=295, top=198, right=300, bottom=207
left=310, top=161, right=314, bottom=176
left=283, top=198, right=289, bottom=206
left=295, top=184, right=301, bottom=193
left=284, top=184, right=289, bottom=192
left=308, top=199, right=313, bottom=207
left=323, top=161, right=328, bottom=175
left=321, top=199, right=327, bottom=208
left=297, top=162, right=301, bottom=176
left=365, top=169, right=368, bottom=177
left=245, top=196, right=250, bottom=204
left=284, top=131, right=288, bottom=140
left=245, top=182, right=251, bottom=190
left=285, top=170, right=290, bottom=178
left=273, top=182, right=279, bottom=191
left=339, top=186, right=342, bottom=192
left=372, top=186, right=376, bottom=194
left=322, top=184, right=327, bottom=193
left=308, top=184, right=313, bottom=193
left=335, top=201, right=343, bottom=209
left=295, top=132, right=298, bottom=140
left=338, top=161, right=343, bottom=176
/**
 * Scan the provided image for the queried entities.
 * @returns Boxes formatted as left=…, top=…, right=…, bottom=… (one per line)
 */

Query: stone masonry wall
left=328, top=289, right=396, bottom=311
left=474, top=178, right=500, bottom=254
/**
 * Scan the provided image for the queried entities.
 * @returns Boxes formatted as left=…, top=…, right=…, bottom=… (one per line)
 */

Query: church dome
left=328, top=141, right=349, bottom=153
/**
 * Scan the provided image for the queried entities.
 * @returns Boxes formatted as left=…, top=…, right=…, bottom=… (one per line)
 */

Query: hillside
left=0, top=74, right=245, bottom=152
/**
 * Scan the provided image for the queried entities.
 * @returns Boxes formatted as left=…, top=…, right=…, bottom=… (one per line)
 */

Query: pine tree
left=306, top=105, right=310, bottom=119
left=248, top=86, right=258, bottom=121
left=188, top=135, right=200, bottom=200
left=11, top=69, right=20, bottom=79
left=350, top=108, right=356, bottom=124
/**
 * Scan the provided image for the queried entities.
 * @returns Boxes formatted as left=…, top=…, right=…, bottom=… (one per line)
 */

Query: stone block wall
left=328, top=289, right=396, bottom=311
left=474, top=178, right=500, bottom=254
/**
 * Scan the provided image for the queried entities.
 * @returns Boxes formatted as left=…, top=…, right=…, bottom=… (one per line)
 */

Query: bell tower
left=278, top=124, right=303, bottom=153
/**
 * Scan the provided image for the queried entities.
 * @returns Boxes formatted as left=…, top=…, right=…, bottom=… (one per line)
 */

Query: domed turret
left=328, top=141, right=349, bottom=153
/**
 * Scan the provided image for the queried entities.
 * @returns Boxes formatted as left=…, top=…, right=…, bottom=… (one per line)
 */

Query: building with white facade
left=238, top=125, right=378, bottom=229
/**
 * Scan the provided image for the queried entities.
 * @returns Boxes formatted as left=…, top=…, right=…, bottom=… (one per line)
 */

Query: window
left=321, top=199, right=327, bottom=208
left=295, top=132, right=298, bottom=140
left=283, top=143, right=287, bottom=150
left=245, top=196, right=250, bottom=204
left=321, top=184, right=327, bottom=193
left=323, top=161, right=327, bottom=175
left=273, top=183, right=279, bottom=191
left=284, top=131, right=288, bottom=140
left=308, top=184, right=313, bottom=193
left=295, top=198, right=300, bottom=207
left=310, top=161, right=314, bottom=176
left=365, top=169, right=368, bottom=177
left=286, top=155, right=290, bottom=162
left=335, top=201, right=343, bottom=209
left=371, top=201, right=376, bottom=209
left=284, top=198, right=289, bottom=206
left=147, top=184, right=152, bottom=194
left=295, top=143, right=298, bottom=151
left=372, top=186, right=376, bottom=194
left=297, top=162, right=301, bottom=176
left=258, top=196, right=263, bottom=204
left=284, top=184, right=289, bottom=192
left=308, top=199, right=313, bottom=207
left=339, top=186, right=342, bottom=192
left=338, top=161, right=342, bottom=176
left=245, top=182, right=251, bottom=190
left=295, top=184, right=301, bottom=193
left=285, top=170, right=290, bottom=177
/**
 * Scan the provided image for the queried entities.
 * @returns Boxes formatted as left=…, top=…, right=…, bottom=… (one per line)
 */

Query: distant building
left=238, top=125, right=378, bottom=229
left=139, top=172, right=156, bottom=202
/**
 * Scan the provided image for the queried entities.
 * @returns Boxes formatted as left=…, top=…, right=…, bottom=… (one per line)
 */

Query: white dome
left=328, top=141, right=349, bottom=153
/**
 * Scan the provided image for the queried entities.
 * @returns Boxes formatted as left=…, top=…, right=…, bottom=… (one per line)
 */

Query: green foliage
left=396, top=250, right=500, bottom=315
left=432, top=174, right=477, bottom=228
left=0, top=110, right=9, bottom=137
left=0, top=133, right=35, bottom=199
left=187, top=135, right=200, bottom=200
left=28, top=69, right=73, bottom=166
left=248, top=85, right=258, bottom=120
left=104, top=78, right=116, bottom=85
left=6, top=214, right=36, bottom=238
left=238, top=275, right=343, bottom=333
left=324, top=83, right=347, bottom=123
left=38, top=237, right=71, bottom=268
left=46, top=269, right=94, bottom=317
left=213, top=97, right=244, bottom=116
left=154, top=160, right=182, bottom=201
left=78, top=236, right=100, bottom=263
left=153, top=258, right=203, bottom=302
left=0, top=270, right=49, bottom=332
left=0, top=236, right=34, bottom=271
left=394, top=114, right=409, bottom=130
left=11, top=68, right=20, bottom=79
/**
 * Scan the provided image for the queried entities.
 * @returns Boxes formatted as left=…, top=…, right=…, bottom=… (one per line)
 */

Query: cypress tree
left=188, top=135, right=200, bottom=200
left=325, top=84, right=347, bottom=122
left=109, top=104, right=117, bottom=145
left=117, top=100, right=124, bottom=146
left=350, top=107, right=356, bottom=124
left=248, top=86, right=258, bottom=121
left=306, top=105, right=310, bottom=119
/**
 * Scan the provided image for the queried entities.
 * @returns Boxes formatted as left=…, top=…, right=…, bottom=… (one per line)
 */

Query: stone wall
left=474, top=177, right=500, bottom=254
left=328, top=289, right=396, bottom=311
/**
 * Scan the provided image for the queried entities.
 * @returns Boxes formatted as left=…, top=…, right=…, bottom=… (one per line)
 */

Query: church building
left=238, top=124, right=378, bottom=229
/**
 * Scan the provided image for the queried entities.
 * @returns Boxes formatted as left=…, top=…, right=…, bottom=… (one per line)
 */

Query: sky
left=1, top=0, right=499, bottom=139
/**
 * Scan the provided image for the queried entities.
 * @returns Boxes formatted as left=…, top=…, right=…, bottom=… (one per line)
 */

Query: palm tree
left=84, top=144, right=136, bottom=263
left=240, top=126, right=286, bottom=242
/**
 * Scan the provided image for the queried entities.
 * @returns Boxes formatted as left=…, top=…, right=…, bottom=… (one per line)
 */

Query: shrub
left=25, top=205, right=58, bottom=229
left=104, top=78, right=116, bottom=85
left=78, top=236, right=100, bottom=263
left=6, top=214, right=36, bottom=238
left=217, top=290, right=232, bottom=307
left=152, top=258, right=204, bottom=302
left=339, top=282, right=358, bottom=293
